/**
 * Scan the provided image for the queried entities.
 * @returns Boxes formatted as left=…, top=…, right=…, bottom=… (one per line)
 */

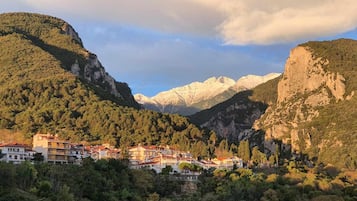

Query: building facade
left=0, top=143, right=34, bottom=164
left=33, top=134, right=70, bottom=164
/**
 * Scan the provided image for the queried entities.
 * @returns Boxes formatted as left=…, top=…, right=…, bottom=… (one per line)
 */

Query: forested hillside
left=0, top=12, right=212, bottom=156
left=1, top=159, right=356, bottom=201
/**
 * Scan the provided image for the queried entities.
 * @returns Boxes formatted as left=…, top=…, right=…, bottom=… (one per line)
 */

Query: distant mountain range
left=135, top=73, right=281, bottom=115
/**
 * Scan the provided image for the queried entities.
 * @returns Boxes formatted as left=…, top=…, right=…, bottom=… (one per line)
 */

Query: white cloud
left=210, top=0, right=357, bottom=45
left=19, top=0, right=357, bottom=45
left=21, top=0, right=223, bottom=37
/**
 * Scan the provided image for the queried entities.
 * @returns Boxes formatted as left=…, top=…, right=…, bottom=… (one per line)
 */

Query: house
left=128, top=144, right=160, bottom=163
left=128, top=144, right=197, bottom=173
left=69, top=144, right=90, bottom=164
left=33, top=133, right=70, bottom=164
left=0, top=143, right=34, bottom=164
left=88, top=145, right=120, bottom=161
left=194, top=159, right=218, bottom=170
left=211, top=156, right=243, bottom=169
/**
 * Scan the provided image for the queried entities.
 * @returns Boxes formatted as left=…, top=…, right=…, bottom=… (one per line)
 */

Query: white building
left=211, top=156, right=244, bottom=169
left=69, top=144, right=90, bottom=164
left=88, top=145, right=120, bottom=161
left=0, top=143, right=34, bottom=164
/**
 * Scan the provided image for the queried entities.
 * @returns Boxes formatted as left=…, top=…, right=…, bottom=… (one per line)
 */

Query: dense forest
left=0, top=159, right=356, bottom=201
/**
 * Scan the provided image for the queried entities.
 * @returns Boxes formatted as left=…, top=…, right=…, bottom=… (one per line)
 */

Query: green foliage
left=194, top=165, right=357, bottom=201
left=190, top=90, right=268, bottom=127
left=0, top=160, right=185, bottom=201
left=238, top=140, right=250, bottom=163
left=0, top=162, right=16, bottom=190
left=250, top=76, right=281, bottom=104
left=15, top=161, right=38, bottom=190
left=179, top=162, right=202, bottom=172
left=251, top=146, right=267, bottom=166
left=1, top=161, right=356, bottom=201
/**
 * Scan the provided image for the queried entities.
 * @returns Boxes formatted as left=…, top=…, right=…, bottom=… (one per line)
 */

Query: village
left=0, top=133, right=243, bottom=175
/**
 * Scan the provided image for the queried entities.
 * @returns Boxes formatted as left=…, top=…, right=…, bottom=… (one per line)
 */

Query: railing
left=48, top=156, right=67, bottom=161
left=48, top=150, right=69, bottom=155
left=48, top=145, right=69, bottom=149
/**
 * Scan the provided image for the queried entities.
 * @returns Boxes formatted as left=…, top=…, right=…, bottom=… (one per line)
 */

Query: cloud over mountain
left=21, top=0, right=357, bottom=45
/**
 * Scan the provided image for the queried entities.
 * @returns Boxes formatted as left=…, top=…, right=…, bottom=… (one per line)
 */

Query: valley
left=0, top=12, right=356, bottom=201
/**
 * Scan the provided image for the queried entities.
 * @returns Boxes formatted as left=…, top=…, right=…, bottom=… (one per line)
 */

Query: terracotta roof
left=0, top=142, right=30, bottom=148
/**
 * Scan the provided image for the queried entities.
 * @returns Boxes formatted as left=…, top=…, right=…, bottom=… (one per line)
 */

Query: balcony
left=48, top=150, right=69, bottom=156
left=48, top=155, right=67, bottom=161
left=47, top=144, right=69, bottom=149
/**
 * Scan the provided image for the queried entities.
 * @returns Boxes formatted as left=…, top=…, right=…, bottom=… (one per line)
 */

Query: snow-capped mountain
left=135, top=73, right=281, bottom=115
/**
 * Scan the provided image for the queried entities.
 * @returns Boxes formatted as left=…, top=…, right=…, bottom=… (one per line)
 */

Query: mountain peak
left=0, top=12, right=139, bottom=108
left=204, top=76, right=235, bottom=85
left=233, top=73, right=281, bottom=90
left=135, top=73, right=280, bottom=115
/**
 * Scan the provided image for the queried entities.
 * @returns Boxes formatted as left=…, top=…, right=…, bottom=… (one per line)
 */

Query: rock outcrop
left=83, top=53, right=122, bottom=98
left=61, top=23, right=83, bottom=45
left=255, top=45, right=348, bottom=153
left=63, top=20, right=138, bottom=107
left=277, top=46, right=345, bottom=103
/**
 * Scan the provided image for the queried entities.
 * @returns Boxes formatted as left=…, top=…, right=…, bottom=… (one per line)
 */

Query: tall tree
left=238, top=140, right=250, bottom=162
left=251, top=146, right=266, bottom=166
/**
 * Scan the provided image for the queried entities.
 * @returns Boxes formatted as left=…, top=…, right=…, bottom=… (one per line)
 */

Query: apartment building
left=33, top=134, right=70, bottom=164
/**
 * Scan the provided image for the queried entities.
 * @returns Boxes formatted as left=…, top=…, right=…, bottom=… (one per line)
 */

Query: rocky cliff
left=62, top=22, right=139, bottom=108
left=256, top=45, right=346, bottom=147
left=254, top=40, right=357, bottom=168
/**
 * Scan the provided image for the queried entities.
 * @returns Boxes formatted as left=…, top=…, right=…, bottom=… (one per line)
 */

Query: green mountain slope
left=0, top=12, right=211, bottom=156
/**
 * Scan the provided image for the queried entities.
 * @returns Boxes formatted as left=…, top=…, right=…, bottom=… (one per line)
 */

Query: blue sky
left=2, top=0, right=357, bottom=97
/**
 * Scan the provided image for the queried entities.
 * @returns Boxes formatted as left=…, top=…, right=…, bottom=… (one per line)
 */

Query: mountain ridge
left=135, top=73, right=280, bottom=115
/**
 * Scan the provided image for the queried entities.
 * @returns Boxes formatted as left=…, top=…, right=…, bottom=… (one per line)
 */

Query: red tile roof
left=0, top=142, right=30, bottom=148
